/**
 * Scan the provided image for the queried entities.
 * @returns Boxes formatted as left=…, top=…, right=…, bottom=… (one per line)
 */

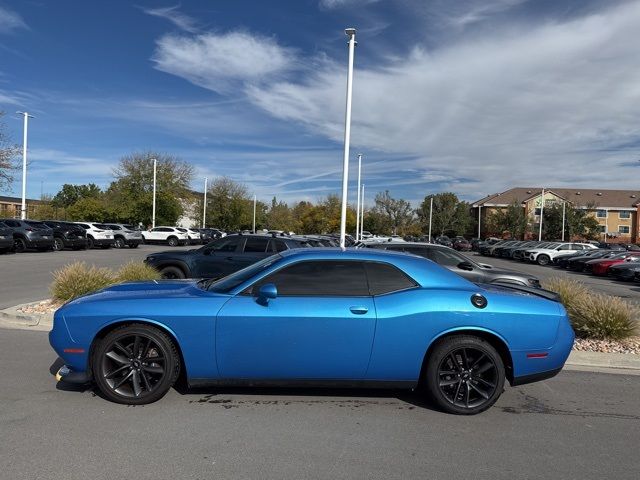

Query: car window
left=429, top=248, right=467, bottom=267
left=365, top=262, right=417, bottom=295
left=557, top=244, right=572, bottom=250
left=269, top=239, right=288, bottom=252
left=244, top=237, right=270, bottom=253
left=212, top=236, right=241, bottom=252
left=255, top=261, right=369, bottom=296
left=206, top=255, right=283, bottom=293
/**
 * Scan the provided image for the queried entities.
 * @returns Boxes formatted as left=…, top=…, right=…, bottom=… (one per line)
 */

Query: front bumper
left=91, top=238, right=114, bottom=246
left=27, top=237, right=55, bottom=248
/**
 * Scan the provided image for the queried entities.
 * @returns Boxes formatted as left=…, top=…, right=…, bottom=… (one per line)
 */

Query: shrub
left=116, top=261, right=161, bottom=283
left=50, top=262, right=115, bottom=302
left=543, top=277, right=638, bottom=340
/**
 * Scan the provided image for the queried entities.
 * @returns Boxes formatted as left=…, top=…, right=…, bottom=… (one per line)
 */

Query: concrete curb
left=0, top=301, right=54, bottom=331
left=0, top=302, right=639, bottom=373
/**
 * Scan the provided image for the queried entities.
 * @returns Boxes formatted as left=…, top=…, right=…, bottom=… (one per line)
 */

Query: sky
left=1, top=0, right=640, bottom=207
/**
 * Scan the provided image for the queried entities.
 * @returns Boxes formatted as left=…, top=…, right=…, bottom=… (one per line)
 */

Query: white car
left=142, top=227, right=188, bottom=247
left=525, top=242, right=597, bottom=266
left=177, top=227, right=202, bottom=245
left=74, top=222, right=115, bottom=249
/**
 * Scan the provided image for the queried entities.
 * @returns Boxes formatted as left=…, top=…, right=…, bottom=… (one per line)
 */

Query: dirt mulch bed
left=573, top=337, right=640, bottom=355
left=16, top=299, right=62, bottom=315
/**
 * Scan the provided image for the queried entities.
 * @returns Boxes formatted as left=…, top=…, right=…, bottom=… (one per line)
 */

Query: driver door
left=215, top=260, right=377, bottom=380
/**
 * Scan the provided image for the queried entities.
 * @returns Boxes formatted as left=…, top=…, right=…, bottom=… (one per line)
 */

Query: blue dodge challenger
left=50, top=248, right=574, bottom=414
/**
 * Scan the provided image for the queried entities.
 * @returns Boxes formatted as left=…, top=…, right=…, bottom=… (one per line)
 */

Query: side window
left=428, top=248, right=466, bottom=267
left=558, top=244, right=571, bottom=250
left=212, top=236, right=241, bottom=252
left=6, top=220, right=19, bottom=227
left=403, top=247, right=429, bottom=259
left=269, top=239, right=288, bottom=252
left=256, top=261, right=369, bottom=296
left=572, top=244, right=584, bottom=250
left=244, top=237, right=269, bottom=253
left=151, top=228, right=161, bottom=232
left=365, top=262, right=418, bottom=295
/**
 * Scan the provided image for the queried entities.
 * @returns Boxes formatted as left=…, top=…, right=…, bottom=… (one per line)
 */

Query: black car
left=499, top=241, right=539, bottom=259
left=608, top=261, right=640, bottom=281
left=565, top=250, right=614, bottom=271
left=552, top=249, right=600, bottom=268
left=0, top=219, right=55, bottom=252
left=435, top=235, right=453, bottom=248
left=0, top=221, right=14, bottom=252
left=596, top=243, right=626, bottom=251
left=144, top=234, right=312, bottom=279
left=367, top=242, right=541, bottom=288
left=42, top=220, right=88, bottom=251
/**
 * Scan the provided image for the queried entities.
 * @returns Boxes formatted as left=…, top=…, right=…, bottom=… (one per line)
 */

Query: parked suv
left=141, top=226, right=189, bottom=246
left=104, top=224, right=142, bottom=249
left=525, top=242, right=597, bottom=266
left=42, top=220, right=88, bottom=251
left=74, top=222, right=115, bottom=249
left=0, top=219, right=55, bottom=252
left=144, top=234, right=311, bottom=279
left=0, top=221, right=14, bottom=253
left=367, top=242, right=541, bottom=288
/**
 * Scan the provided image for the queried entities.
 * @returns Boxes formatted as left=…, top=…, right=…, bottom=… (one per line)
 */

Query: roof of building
left=472, top=187, right=640, bottom=209
left=0, top=195, right=41, bottom=204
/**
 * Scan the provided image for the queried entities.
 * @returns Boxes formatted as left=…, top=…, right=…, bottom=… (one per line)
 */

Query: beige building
left=0, top=195, right=40, bottom=219
left=472, top=187, right=640, bottom=243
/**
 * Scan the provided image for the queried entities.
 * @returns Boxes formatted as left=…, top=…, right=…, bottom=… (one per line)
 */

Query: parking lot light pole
left=340, top=28, right=357, bottom=249
left=152, top=158, right=157, bottom=229
left=253, top=194, right=257, bottom=234
left=16, top=111, right=34, bottom=220
left=360, top=183, right=365, bottom=238
left=477, top=206, right=481, bottom=240
left=355, top=153, right=362, bottom=241
left=538, top=188, right=545, bottom=241
left=202, top=177, right=208, bottom=228
left=561, top=200, right=566, bottom=241
left=428, top=196, right=433, bottom=242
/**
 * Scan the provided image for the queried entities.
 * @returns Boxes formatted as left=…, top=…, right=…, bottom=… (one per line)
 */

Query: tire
left=14, top=237, right=27, bottom=253
left=114, top=237, right=125, bottom=249
left=537, top=254, right=551, bottom=266
left=424, top=335, right=505, bottom=415
left=160, top=265, right=186, bottom=279
left=92, top=324, right=180, bottom=405
left=129, top=243, right=139, bottom=249
left=53, top=237, right=65, bottom=251
left=87, top=236, right=95, bottom=249
left=141, top=235, right=146, bottom=244
left=167, top=236, right=178, bottom=247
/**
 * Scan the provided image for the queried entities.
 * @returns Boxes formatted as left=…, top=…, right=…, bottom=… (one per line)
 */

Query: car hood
left=147, top=249, right=198, bottom=258
left=63, top=279, right=225, bottom=306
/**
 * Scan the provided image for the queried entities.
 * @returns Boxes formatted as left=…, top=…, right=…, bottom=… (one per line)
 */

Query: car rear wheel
left=160, top=266, right=186, bottom=279
left=537, top=254, right=551, bottom=266
left=425, top=335, right=505, bottom=415
left=167, top=236, right=178, bottom=247
left=14, top=237, right=27, bottom=253
left=53, top=237, right=64, bottom=251
left=92, top=324, right=180, bottom=405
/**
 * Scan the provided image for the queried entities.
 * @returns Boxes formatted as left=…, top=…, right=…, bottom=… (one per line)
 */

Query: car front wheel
left=92, top=324, right=180, bottom=405
left=53, top=237, right=65, bottom=251
left=160, top=266, right=186, bottom=279
left=114, top=237, right=125, bottom=249
left=424, top=335, right=505, bottom=415
left=167, top=236, right=178, bottom=247
left=537, top=254, right=551, bottom=266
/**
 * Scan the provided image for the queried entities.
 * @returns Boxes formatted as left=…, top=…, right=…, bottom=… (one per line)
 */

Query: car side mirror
left=255, top=283, right=277, bottom=305
left=457, top=261, right=474, bottom=271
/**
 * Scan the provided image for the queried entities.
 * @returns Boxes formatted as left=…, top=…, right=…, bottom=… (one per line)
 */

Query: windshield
left=202, top=254, right=283, bottom=293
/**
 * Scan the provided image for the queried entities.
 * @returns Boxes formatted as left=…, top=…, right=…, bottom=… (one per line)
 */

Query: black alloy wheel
left=425, top=335, right=505, bottom=415
left=53, top=237, right=65, bottom=251
left=114, top=237, right=125, bottom=249
left=14, top=237, right=27, bottom=253
left=93, top=324, right=180, bottom=405
left=160, top=266, right=186, bottom=279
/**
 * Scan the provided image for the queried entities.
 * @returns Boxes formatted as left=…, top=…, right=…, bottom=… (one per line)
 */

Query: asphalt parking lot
left=470, top=252, right=640, bottom=302
left=0, top=328, right=638, bottom=480
left=1, top=245, right=639, bottom=310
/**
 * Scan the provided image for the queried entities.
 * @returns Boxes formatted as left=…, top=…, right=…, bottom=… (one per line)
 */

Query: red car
left=453, top=238, right=472, bottom=251
left=584, top=252, right=640, bottom=276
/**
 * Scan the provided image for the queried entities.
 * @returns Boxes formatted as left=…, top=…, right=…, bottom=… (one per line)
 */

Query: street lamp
left=339, top=27, right=357, bottom=249
left=355, top=153, right=362, bottom=241
left=360, top=183, right=365, bottom=238
left=538, top=187, right=545, bottom=241
left=16, top=111, right=34, bottom=220
left=202, top=177, right=208, bottom=228
left=253, top=194, right=257, bottom=234
left=151, top=158, right=157, bottom=228
left=428, top=196, right=433, bottom=242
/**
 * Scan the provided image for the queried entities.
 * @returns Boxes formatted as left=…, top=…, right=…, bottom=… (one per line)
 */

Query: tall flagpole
left=355, top=153, right=362, bottom=241
left=151, top=158, right=157, bottom=229
left=253, top=194, right=257, bottom=234
left=202, top=177, right=208, bottom=228
left=360, top=184, right=365, bottom=238
left=428, top=196, right=433, bottom=242
left=538, top=187, right=545, bottom=241
left=561, top=200, right=566, bottom=241
left=17, top=111, right=34, bottom=220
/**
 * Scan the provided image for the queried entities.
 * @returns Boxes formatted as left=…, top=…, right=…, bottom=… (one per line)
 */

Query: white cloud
left=152, top=31, right=297, bottom=93
left=141, top=4, right=199, bottom=33
left=0, top=5, right=27, bottom=34
left=245, top=1, right=640, bottom=199
left=319, top=0, right=382, bottom=10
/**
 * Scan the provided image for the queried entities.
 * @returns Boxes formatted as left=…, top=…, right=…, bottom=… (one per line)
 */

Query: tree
left=266, top=197, right=293, bottom=231
left=52, top=183, right=102, bottom=208
left=66, top=197, right=109, bottom=222
left=543, top=202, right=600, bottom=241
left=203, top=177, right=254, bottom=231
left=485, top=200, right=529, bottom=239
left=107, top=152, right=193, bottom=225
left=0, top=111, right=20, bottom=191
left=374, top=190, right=413, bottom=235
left=416, top=193, right=471, bottom=237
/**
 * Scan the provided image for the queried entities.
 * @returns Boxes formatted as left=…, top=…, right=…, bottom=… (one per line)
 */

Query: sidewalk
left=1, top=302, right=639, bottom=374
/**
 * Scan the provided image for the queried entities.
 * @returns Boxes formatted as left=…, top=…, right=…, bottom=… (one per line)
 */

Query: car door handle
left=349, top=306, right=369, bottom=315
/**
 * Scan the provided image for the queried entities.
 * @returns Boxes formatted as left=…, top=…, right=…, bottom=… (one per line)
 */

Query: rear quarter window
left=365, top=262, right=418, bottom=295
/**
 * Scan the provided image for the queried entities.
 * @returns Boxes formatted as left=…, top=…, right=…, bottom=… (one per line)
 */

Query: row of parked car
left=0, top=219, right=227, bottom=253
left=477, top=238, right=640, bottom=282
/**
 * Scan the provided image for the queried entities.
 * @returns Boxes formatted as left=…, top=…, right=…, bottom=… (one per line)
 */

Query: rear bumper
left=90, top=238, right=114, bottom=246
left=512, top=367, right=562, bottom=386
left=55, top=364, right=91, bottom=384
left=124, top=238, right=141, bottom=246
left=63, top=237, right=88, bottom=247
